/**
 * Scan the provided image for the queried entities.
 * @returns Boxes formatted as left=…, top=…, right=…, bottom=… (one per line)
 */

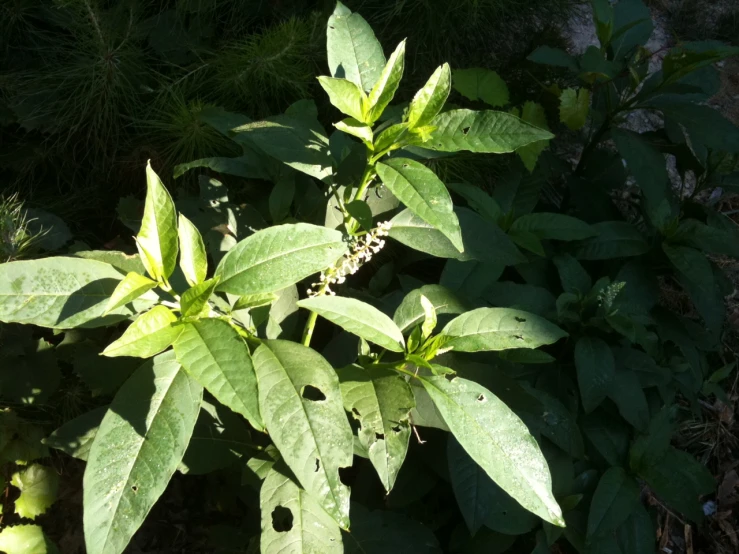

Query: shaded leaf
left=452, top=68, right=509, bottom=107
left=574, top=337, right=615, bottom=413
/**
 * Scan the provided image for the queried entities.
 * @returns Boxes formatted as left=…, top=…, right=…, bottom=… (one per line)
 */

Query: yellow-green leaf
left=559, top=88, right=591, bottom=131
left=0, top=525, right=58, bottom=554
left=102, top=305, right=183, bottom=358
left=180, top=277, right=219, bottom=318
left=407, top=63, right=451, bottom=129
left=318, top=77, right=368, bottom=122
left=105, top=272, right=158, bottom=315
left=366, top=40, right=406, bottom=123
left=178, top=214, right=207, bottom=287
left=11, top=464, right=59, bottom=520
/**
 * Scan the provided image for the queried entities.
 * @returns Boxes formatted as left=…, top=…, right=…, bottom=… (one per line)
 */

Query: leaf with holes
left=102, top=305, right=183, bottom=358
left=408, top=63, right=451, bottom=129
left=422, top=109, right=553, bottom=153
left=440, top=307, right=567, bottom=352
left=419, top=373, right=563, bottom=526
left=104, top=272, right=158, bottom=315
left=83, top=352, right=202, bottom=554
left=298, top=296, right=405, bottom=352
left=174, top=318, right=263, bottom=431
left=215, top=223, right=348, bottom=296
left=253, top=340, right=353, bottom=528
left=377, top=158, right=462, bottom=252
left=11, top=464, right=59, bottom=520
left=0, top=257, right=154, bottom=329
left=575, top=337, right=615, bottom=413
left=327, top=2, right=385, bottom=92
left=178, top=214, right=207, bottom=286
left=338, top=364, right=414, bottom=492
left=260, top=466, right=343, bottom=554
left=136, top=162, right=178, bottom=283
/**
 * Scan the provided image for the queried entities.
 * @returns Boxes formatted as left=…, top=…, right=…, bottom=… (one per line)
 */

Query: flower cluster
left=307, top=221, right=392, bottom=297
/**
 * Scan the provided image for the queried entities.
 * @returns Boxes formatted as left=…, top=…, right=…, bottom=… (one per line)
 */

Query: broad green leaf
left=233, top=292, right=278, bottom=311
left=231, top=115, right=332, bottom=181
left=318, top=77, right=367, bottom=122
left=553, top=254, right=592, bottom=294
left=11, top=464, right=59, bottom=519
left=629, top=407, right=677, bottom=472
left=269, top=174, right=295, bottom=223
left=345, top=200, right=373, bottom=231
left=517, top=101, right=551, bottom=172
left=581, top=412, right=630, bottom=467
left=662, top=41, right=739, bottom=85
left=447, top=435, right=497, bottom=535
left=0, top=257, right=154, bottom=329
left=173, top=154, right=269, bottom=180
left=253, top=341, right=352, bottom=528
left=43, top=407, right=107, bottom=461
left=338, top=364, right=414, bottom=491
left=419, top=295, right=436, bottom=339
left=512, top=213, right=596, bottom=241
left=419, top=373, right=564, bottom=526
left=519, top=386, right=584, bottom=459
left=136, top=162, right=178, bottom=283
left=102, top=305, right=183, bottom=358
left=177, top=214, right=207, bottom=286
left=611, top=0, right=653, bottom=61
left=104, top=272, right=158, bottom=315
left=674, top=219, right=739, bottom=258
left=327, top=2, right=386, bottom=92
left=611, top=129, right=672, bottom=227
left=407, top=63, right=451, bottom=128
left=366, top=40, right=406, bottom=123
left=343, top=503, right=441, bottom=553
left=573, top=222, right=648, bottom=260
left=559, top=88, right=591, bottom=131
left=74, top=250, right=146, bottom=275
left=423, top=109, right=554, bottom=153
left=452, top=68, right=510, bottom=107
left=83, top=352, right=202, bottom=554
left=509, top=228, right=545, bottom=256
left=260, top=466, right=343, bottom=554
left=393, top=285, right=467, bottom=332
left=527, top=46, right=579, bottom=72
left=335, top=118, right=373, bottom=144
left=215, top=223, right=348, bottom=295
left=297, top=296, right=405, bottom=352
left=179, top=278, right=219, bottom=318
left=483, top=282, right=556, bottom=317
left=650, top=100, right=739, bottom=153
left=608, top=370, right=649, bottom=431
left=389, top=207, right=525, bottom=265
left=440, top=307, right=567, bottom=352
left=616, top=504, right=655, bottom=554
left=373, top=123, right=409, bottom=153
left=377, top=158, right=462, bottom=251
left=587, top=467, right=640, bottom=539
left=174, top=319, right=263, bottom=431
left=446, top=181, right=502, bottom=223
left=591, top=0, right=615, bottom=44
left=0, top=525, right=58, bottom=554
left=574, top=337, right=615, bottom=413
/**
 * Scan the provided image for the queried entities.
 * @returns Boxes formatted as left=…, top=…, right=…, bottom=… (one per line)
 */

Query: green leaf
left=483, top=282, right=556, bottom=317
left=345, top=200, right=373, bottom=231
left=173, top=154, right=269, bottom=180
left=423, top=109, right=554, bottom=153
left=231, top=115, right=332, bottom=181
left=511, top=213, right=596, bottom=241
left=318, top=77, right=368, bottom=122
left=253, top=340, right=353, bottom=528
left=611, top=0, right=653, bottom=61
left=638, top=447, right=713, bottom=522
left=587, top=467, right=641, bottom=540
left=136, top=161, right=178, bottom=283
left=0, top=525, right=58, bottom=554
left=611, top=129, right=672, bottom=227
left=343, top=503, right=441, bottom=553
left=74, top=250, right=146, bottom=275
left=446, top=181, right=502, bottom=223
left=215, top=223, right=348, bottom=295
left=377, top=158, right=463, bottom=251
left=527, top=46, right=579, bottom=72
left=674, top=219, right=739, bottom=258
left=662, top=41, right=739, bottom=85
left=233, top=292, right=279, bottom=311
left=174, top=319, right=263, bottom=431
left=452, top=68, right=510, bottom=107
left=297, top=296, right=405, bottom=352
left=180, top=277, right=219, bottom=318
left=389, top=207, right=525, bottom=265
left=104, top=272, right=158, bottom=315
left=608, top=370, right=649, bottom=431
left=573, top=222, right=648, bottom=260
left=616, top=504, right=655, bottom=554
left=517, top=101, right=551, bottom=172
left=11, top=464, right=59, bottom=519
left=83, top=352, right=203, bottom=554
left=338, top=364, right=414, bottom=492
left=260, top=465, right=343, bottom=554
left=419, top=373, right=563, bottom=526
left=327, top=2, right=386, bottom=92
left=574, top=337, right=615, bottom=413
left=335, top=118, right=373, bottom=145
left=520, top=386, right=584, bottom=459
left=581, top=411, right=630, bottom=467
left=0, top=257, right=154, bottom=329
left=43, top=407, right=107, bottom=461
left=554, top=254, right=592, bottom=294
left=177, top=214, right=207, bottom=286
left=102, top=305, right=183, bottom=358
left=269, top=174, right=296, bottom=223
left=447, top=435, right=498, bottom=535
left=440, top=307, right=567, bottom=353
left=366, top=40, right=406, bottom=123
left=559, top=88, right=591, bottom=131
left=407, top=63, right=451, bottom=129
left=373, top=123, right=409, bottom=152
left=393, top=285, right=467, bottom=333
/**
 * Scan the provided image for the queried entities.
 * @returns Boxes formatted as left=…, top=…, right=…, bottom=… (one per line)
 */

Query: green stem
left=302, top=311, right=318, bottom=347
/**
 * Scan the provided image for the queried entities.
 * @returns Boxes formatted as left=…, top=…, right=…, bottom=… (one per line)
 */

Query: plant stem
left=302, top=311, right=318, bottom=346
